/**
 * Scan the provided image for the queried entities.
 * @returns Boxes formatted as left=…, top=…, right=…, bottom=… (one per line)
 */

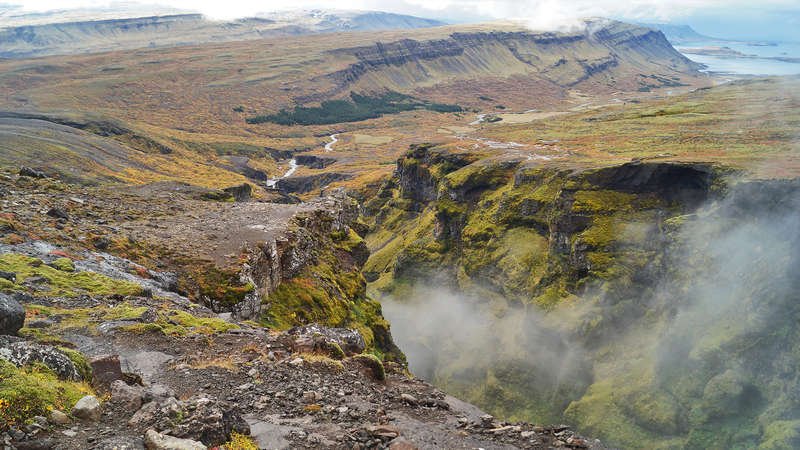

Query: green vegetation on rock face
left=262, top=220, right=404, bottom=362
left=365, top=144, right=800, bottom=449
left=246, top=91, right=461, bottom=125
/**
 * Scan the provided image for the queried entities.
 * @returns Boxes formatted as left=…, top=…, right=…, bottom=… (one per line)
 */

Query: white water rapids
left=266, top=134, right=338, bottom=189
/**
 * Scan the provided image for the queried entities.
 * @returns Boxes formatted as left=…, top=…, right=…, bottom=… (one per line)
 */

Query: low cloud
left=7, top=0, right=799, bottom=30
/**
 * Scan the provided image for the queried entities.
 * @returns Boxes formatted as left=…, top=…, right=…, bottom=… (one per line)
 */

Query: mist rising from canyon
left=380, top=179, right=800, bottom=433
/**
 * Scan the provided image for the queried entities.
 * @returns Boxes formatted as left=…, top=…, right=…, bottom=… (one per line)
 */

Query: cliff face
left=232, top=192, right=404, bottom=360
left=0, top=10, right=445, bottom=58
left=327, top=20, right=701, bottom=97
left=364, top=144, right=800, bottom=449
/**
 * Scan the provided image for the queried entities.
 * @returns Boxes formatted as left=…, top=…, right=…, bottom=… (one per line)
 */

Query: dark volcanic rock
left=223, top=183, right=253, bottom=202
left=46, top=207, right=69, bottom=220
left=277, top=172, right=352, bottom=194
left=284, top=324, right=367, bottom=357
left=0, top=293, right=25, bottom=335
left=0, top=270, right=18, bottom=283
left=130, top=395, right=249, bottom=446
left=19, top=166, right=47, bottom=178
left=295, top=154, right=336, bottom=169
left=91, top=354, right=125, bottom=392
left=0, top=336, right=82, bottom=380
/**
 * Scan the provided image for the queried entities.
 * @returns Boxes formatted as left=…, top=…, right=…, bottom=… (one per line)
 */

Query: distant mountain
left=258, top=9, right=445, bottom=32
left=639, top=23, right=719, bottom=44
left=0, top=9, right=447, bottom=58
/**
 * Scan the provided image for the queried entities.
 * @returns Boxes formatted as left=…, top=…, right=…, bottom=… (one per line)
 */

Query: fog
left=381, top=179, right=800, bottom=428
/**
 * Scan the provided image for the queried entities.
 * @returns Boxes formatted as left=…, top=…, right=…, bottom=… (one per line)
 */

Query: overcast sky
left=5, top=0, right=799, bottom=40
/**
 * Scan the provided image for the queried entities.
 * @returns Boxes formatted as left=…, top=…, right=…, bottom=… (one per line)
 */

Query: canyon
left=0, top=9, right=798, bottom=450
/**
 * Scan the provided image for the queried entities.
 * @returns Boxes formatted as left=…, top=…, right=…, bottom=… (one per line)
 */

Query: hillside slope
left=0, top=10, right=445, bottom=58
left=362, top=77, right=800, bottom=449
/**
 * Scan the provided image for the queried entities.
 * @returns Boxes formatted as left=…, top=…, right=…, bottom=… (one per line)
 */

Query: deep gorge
left=362, top=144, right=800, bottom=449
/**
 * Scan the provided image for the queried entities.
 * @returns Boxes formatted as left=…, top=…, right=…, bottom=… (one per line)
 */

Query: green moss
left=564, top=379, right=669, bottom=450
left=23, top=302, right=236, bottom=337
left=50, top=257, right=75, bottom=272
left=122, top=310, right=238, bottom=336
left=184, top=263, right=255, bottom=308
left=579, top=217, right=619, bottom=248
left=323, top=341, right=346, bottom=360
left=759, top=420, right=800, bottom=450
left=444, top=163, right=512, bottom=192
left=332, top=228, right=365, bottom=252
left=104, top=304, right=149, bottom=321
left=572, top=190, right=637, bottom=213
left=0, top=253, right=143, bottom=297
left=57, top=347, right=92, bottom=381
left=0, top=360, right=93, bottom=428
left=351, top=353, right=386, bottom=381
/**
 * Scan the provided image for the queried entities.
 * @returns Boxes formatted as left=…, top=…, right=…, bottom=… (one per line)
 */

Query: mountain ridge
left=0, top=9, right=447, bottom=58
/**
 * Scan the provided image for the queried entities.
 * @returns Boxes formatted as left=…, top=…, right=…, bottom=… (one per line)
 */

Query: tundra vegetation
left=0, top=14, right=797, bottom=449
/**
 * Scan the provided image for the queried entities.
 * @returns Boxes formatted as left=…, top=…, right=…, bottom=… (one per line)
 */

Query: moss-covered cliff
left=364, top=144, right=800, bottom=449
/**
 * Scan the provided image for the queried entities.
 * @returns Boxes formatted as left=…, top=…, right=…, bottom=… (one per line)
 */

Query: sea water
left=678, top=40, right=800, bottom=76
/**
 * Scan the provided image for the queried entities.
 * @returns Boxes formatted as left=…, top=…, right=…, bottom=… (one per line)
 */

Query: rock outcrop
left=0, top=293, right=25, bottom=336
left=0, top=336, right=84, bottom=380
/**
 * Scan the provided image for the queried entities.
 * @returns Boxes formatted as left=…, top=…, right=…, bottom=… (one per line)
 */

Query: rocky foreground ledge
left=1, top=292, right=603, bottom=449
left=0, top=168, right=603, bottom=449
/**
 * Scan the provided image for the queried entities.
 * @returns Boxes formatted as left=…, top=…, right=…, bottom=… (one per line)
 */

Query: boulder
left=91, top=354, right=125, bottom=392
left=171, top=396, right=250, bottom=446
left=223, top=183, right=252, bottom=202
left=0, top=337, right=82, bottom=380
left=284, top=324, right=366, bottom=357
left=144, top=430, right=206, bottom=450
left=72, top=395, right=101, bottom=421
left=0, top=293, right=25, bottom=336
left=129, top=395, right=249, bottom=447
left=110, top=380, right=144, bottom=412
left=48, top=409, right=71, bottom=425
left=142, top=383, right=176, bottom=404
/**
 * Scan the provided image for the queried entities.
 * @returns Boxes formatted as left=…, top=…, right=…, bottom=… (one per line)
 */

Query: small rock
left=367, top=424, right=400, bottom=439
left=19, top=167, right=47, bottom=178
left=110, top=380, right=144, bottom=412
left=143, top=429, right=207, bottom=450
left=93, top=236, right=111, bottom=250
left=72, top=395, right=101, bottom=421
left=520, top=431, right=536, bottom=439
left=302, top=391, right=322, bottom=404
left=46, top=208, right=69, bottom=220
left=289, top=357, right=304, bottom=367
left=0, top=271, right=16, bottom=283
left=49, top=410, right=71, bottom=425
left=0, top=293, right=25, bottom=336
left=94, top=436, right=144, bottom=450
left=32, top=416, right=48, bottom=427
left=143, top=384, right=175, bottom=403
left=388, top=437, right=419, bottom=450
left=400, top=393, right=418, bottom=405
left=480, top=414, right=495, bottom=428
left=0, top=339, right=81, bottom=380
left=62, top=430, right=78, bottom=437
left=13, top=439, right=55, bottom=450
left=222, top=184, right=252, bottom=202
